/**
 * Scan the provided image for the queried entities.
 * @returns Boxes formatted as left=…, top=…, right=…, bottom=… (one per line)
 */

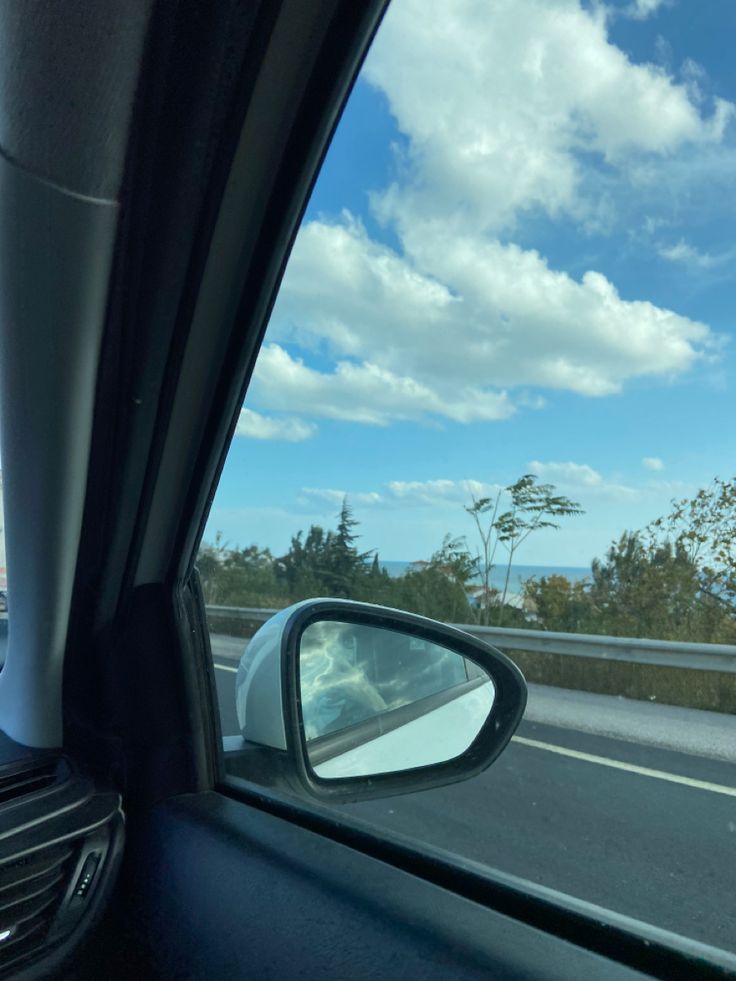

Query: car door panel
left=108, top=792, right=644, bottom=981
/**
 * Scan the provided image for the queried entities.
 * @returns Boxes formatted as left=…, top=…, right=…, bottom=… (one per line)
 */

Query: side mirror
left=234, top=599, right=527, bottom=803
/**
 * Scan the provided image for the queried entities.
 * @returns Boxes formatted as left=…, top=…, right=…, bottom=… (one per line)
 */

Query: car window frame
left=104, top=1, right=736, bottom=976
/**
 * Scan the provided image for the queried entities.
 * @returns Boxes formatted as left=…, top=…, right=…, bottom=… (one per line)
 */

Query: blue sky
left=205, top=0, right=736, bottom=568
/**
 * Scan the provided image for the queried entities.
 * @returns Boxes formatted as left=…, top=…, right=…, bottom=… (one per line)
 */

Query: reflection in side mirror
left=234, top=599, right=526, bottom=803
left=300, top=620, right=495, bottom=779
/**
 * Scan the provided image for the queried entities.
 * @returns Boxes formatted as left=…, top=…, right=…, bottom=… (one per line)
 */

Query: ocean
left=380, top=560, right=590, bottom=592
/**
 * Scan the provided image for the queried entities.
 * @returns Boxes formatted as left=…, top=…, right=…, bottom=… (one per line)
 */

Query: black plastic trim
left=175, top=0, right=390, bottom=584
left=276, top=600, right=527, bottom=804
left=0, top=745, right=124, bottom=979
left=221, top=776, right=736, bottom=981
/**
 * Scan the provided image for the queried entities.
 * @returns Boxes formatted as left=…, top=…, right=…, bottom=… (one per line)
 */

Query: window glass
left=203, top=0, right=736, bottom=954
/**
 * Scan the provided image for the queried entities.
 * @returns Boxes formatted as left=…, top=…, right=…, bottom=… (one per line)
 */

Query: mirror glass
left=299, top=619, right=495, bottom=779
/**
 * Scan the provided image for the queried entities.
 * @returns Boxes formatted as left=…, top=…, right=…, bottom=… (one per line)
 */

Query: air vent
left=0, top=748, right=122, bottom=978
left=0, top=762, right=59, bottom=806
left=0, top=843, right=77, bottom=971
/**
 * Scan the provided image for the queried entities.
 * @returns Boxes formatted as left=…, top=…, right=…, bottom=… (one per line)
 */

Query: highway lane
left=211, top=640, right=736, bottom=952
left=212, top=646, right=241, bottom=737
left=349, top=722, right=736, bottom=952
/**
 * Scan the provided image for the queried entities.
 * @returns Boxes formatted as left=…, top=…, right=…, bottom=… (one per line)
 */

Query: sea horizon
left=379, top=560, right=591, bottom=592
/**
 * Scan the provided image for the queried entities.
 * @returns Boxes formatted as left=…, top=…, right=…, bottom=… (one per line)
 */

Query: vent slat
left=0, top=762, right=59, bottom=808
left=0, top=870, right=65, bottom=917
left=0, top=759, right=114, bottom=977
left=0, top=763, right=57, bottom=788
left=0, top=764, right=57, bottom=788
left=0, top=837, right=77, bottom=976
left=0, top=845, right=74, bottom=893
left=0, top=910, right=51, bottom=962
left=0, top=882, right=61, bottom=927
left=0, top=775, right=56, bottom=806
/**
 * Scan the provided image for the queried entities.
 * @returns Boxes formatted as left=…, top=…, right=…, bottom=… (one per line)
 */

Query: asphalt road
left=213, top=637, right=736, bottom=952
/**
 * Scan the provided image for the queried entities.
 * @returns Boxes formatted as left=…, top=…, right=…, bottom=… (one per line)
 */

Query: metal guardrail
left=453, top=624, right=736, bottom=673
left=205, top=605, right=736, bottom=673
left=207, top=606, right=281, bottom=620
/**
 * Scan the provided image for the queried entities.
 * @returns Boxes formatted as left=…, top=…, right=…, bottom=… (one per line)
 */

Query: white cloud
left=235, top=408, right=315, bottom=442
left=365, top=0, right=732, bottom=236
left=298, top=468, right=646, bottom=517
left=623, top=0, right=669, bottom=20
left=300, top=487, right=384, bottom=507
left=657, top=238, right=735, bottom=270
left=527, top=460, right=639, bottom=500
left=642, top=456, right=665, bottom=471
left=386, top=479, right=503, bottom=505
left=263, top=217, right=716, bottom=428
left=246, top=0, right=729, bottom=431
left=251, top=341, right=514, bottom=425
left=528, top=461, right=604, bottom=487
left=298, top=478, right=505, bottom=511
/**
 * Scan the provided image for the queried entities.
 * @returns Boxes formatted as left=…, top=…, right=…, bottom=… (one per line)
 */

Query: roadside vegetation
left=197, top=477, right=736, bottom=645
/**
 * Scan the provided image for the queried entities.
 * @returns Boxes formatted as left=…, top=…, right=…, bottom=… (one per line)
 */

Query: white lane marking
left=512, top=735, right=736, bottom=798
left=214, top=663, right=238, bottom=674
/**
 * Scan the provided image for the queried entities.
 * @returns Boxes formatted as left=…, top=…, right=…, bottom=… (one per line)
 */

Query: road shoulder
left=526, top=683, right=736, bottom=763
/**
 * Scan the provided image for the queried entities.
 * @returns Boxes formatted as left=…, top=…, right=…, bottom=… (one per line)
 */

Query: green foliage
left=196, top=478, right=736, bottom=645
left=197, top=506, right=477, bottom=623
left=527, top=531, right=736, bottom=644
left=524, top=574, right=592, bottom=633
left=197, top=534, right=283, bottom=607
left=274, top=498, right=374, bottom=599
left=646, top=477, right=736, bottom=608
left=465, top=474, right=584, bottom=625
left=394, top=536, right=475, bottom=623
left=587, top=531, right=736, bottom=643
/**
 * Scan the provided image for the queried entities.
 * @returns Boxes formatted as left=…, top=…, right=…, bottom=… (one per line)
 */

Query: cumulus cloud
left=622, top=0, right=669, bottom=20
left=246, top=0, right=729, bottom=430
left=386, top=479, right=503, bottom=505
left=300, top=488, right=384, bottom=507
left=642, top=456, right=665, bottom=471
left=299, top=478, right=503, bottom=510
left=365, top=0, right=732, bottom=235
left=235, top=408, right=315, bottom=442
left=528, top=461, right=604, bottom=487
left=266, top=217, right=716, bottom=422
left=657, top=238, right=735, bottom=270
left=527, top=460, right=638, bottom=499
left=251, top=341, right=514, bottom=425
left=299, top=468, right=643, bottom=512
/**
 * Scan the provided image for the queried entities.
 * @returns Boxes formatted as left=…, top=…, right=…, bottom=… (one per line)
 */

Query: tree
left=324, top=498, right=373, bottom=596
left=585, top=531, right=735, bottom=643
left=196, top=533, right=229, bottom=604
left=428, top=534, right=478, bottom=591
left=465, top=490, right=503, bottom=625
left=524, top=574, right=592, bottom=633
left=276, top=525, right=330, bottom=600
left=465, top=475, right=583, bottom=625
left=275, top=498, right=373, bottom=600
left=495, top=475, right=584, bottom=623
left=646, top=477, right=736, bottom=610
left=196, top=534, right=285, bottom=606
left=396, top=536, right=475, bottom=623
